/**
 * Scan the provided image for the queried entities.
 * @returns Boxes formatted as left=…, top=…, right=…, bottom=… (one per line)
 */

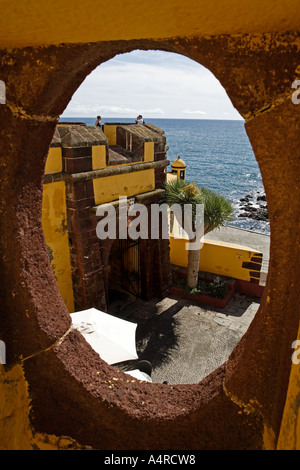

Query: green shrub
left=184, top=276, right=228, bottom=299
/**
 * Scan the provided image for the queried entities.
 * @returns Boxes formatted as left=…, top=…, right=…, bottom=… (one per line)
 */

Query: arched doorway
left=108, top=237, right=141, bottom=303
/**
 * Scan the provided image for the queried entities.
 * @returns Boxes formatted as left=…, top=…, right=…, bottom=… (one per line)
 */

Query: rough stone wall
left=66, top=176, right=106, bottom=312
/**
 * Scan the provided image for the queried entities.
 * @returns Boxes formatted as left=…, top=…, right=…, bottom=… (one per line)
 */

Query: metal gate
left=109, top=238, right=141, bottom=297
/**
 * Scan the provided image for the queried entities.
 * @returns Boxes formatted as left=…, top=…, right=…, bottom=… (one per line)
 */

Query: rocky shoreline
left=238, top=191, right=269, bottom=222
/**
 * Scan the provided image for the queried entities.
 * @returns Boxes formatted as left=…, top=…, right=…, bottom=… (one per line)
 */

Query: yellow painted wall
left=42, top=181, right=74, bottom=313
left=44, top=147, right=62, bottom=175
left=92, top=143, right=154, bottom=169
left=277, top=322, right=300, bottom=449
left=42, top=142, right=155, bottom=312
left=0, top=363, right=56, bottom=449
left=170, top=236, right=262, bottom=282
left=92, top=145, right=106, bottom=170
left=0, top=363, right=90, bottom=449
left=171, top=167, right=186, bottom=181
left=144, top=141, right=154, bottom=162
left=93, top=169, right=155, bottom=205
left=103, top=125, right=117, bottom=146
left=0, top=363, right=34, bottom=449
left=1, top=0, right=299, bottom=48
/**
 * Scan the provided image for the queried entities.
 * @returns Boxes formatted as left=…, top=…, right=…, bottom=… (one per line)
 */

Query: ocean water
left=60, top=117, right=270, bottom=234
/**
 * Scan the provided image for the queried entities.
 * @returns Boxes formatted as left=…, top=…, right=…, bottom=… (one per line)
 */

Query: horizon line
left=60, top=116, right=245, bottom=122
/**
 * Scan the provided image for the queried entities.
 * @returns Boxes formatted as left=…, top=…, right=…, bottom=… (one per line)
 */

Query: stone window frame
left=1, top=32, right=299, bottom=449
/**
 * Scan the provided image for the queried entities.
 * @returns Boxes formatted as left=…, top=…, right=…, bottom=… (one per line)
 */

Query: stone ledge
left=65, top=159, right=170, bottom=182
left=44, top=160, right=169, bottom=184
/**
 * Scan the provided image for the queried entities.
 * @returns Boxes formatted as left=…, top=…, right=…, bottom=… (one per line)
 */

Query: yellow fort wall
left=41, top=127, right=157, bottom=313
left=0, top=363, right=89, bottom=449
left=42, top=181, right=74, bottom=313
left=170, top=236, right=262, bottom=282
left=144, top=142, right=155, bottom=162
left=1, top=0, right=299, bottom=49
left=277, top=322, right=300, bottom=450
left=92, top=144, right=106, bottom=170
left=44, top=147, right=62, bottom=175
left=93, top=169, right=155, bottom=205
left=103, top=124, right=117, bottom=146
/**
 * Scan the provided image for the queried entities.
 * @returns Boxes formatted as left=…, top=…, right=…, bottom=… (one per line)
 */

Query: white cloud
left=65, top=100, right=165, bottom=117
left=97, top=106, right=165, bottom=115
left=182, top=109, right=207, bottom=115
left=63, top=50, right=242, bottom=120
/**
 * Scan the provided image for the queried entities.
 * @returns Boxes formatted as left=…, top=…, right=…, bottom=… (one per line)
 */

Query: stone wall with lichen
left=0, top=2, right=300, bottom=450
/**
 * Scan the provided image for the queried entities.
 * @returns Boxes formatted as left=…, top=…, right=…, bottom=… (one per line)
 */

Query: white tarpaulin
left=70, top=308, right=138, bottom=365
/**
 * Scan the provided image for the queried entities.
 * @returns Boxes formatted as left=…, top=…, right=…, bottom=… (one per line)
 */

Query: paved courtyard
left=108, top=226, right=268, bottom=385
left=109, top=292, right=260, bottom=385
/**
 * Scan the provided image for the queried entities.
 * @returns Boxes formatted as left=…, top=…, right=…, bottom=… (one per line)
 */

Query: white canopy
left=70, top=308, right=138, bottom=365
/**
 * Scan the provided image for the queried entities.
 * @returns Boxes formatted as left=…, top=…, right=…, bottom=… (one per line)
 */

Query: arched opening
left=62, top=49, right=270, bottom=236
left=47, top=50, right=269, bottom=385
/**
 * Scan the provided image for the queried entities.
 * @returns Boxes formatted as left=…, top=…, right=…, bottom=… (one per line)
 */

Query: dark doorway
left=108, top=237, right=141, bottom=303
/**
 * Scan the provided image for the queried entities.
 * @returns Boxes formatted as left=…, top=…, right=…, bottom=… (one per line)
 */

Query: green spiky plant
left=161, top=179, right=233, bottom=289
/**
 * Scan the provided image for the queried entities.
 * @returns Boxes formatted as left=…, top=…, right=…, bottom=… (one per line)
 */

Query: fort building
left=43, top=122, right=171, bottom=313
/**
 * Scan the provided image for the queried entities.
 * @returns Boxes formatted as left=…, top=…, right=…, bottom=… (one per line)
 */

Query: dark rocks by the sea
left=238, top=191, right=269, bottom=222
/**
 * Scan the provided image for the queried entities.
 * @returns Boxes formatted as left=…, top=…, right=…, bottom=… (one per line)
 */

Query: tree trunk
left=187, top=244, right=201, bottom=289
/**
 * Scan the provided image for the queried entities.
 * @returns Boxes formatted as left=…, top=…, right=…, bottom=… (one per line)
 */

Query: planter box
left=171, top=278, right=236, bottom=309
left=235, top=279, right=264, bottom=298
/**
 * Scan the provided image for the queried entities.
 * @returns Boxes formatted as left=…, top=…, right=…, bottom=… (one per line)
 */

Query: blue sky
left=62, top=50, right=243, bottom=120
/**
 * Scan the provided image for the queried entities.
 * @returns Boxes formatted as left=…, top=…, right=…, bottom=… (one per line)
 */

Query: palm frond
left=161, top=179, right=233, bottom=234
left=199, top=186, right=234, bottom=234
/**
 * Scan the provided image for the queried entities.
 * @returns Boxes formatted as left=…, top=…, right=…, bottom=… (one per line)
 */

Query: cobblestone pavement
left=109, top=291, right=260, bottom=385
